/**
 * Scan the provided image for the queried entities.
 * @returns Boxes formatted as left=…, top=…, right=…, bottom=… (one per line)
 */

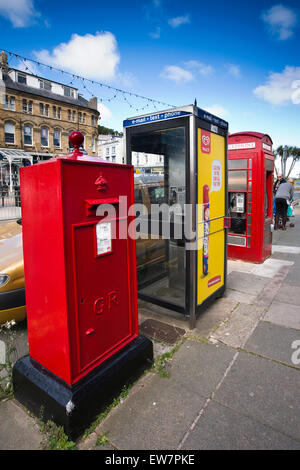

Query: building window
left=83, top=113, right=86, bottom=124
left=78, top=112, right=82, bottom=123
left=10, top=97, right=15, bottom=111
left=53, top=129, right=60, bottom=147
left=24, top=125, right=33, bottom=146
left=68, top=109, right=71, bottom=121
left=4, top=122, right=15, bottom=143
left=17, top=73, right=27, bottom=84
left=64, top=87, right=75, bottom=98
left=92, top=135, right=95, bottom=152
left=3, top=95, right=15, bottom=110
left=91, top=115, right=95, bottom=126
left=57, top=107, right=61, bottom=119
left=45, top=104, right=49, bottom=117
left=39, top=79, right=51, bottom=91
left=41, top=127, right=49, bottom=147
left=106, top=148, right=110, bottom=156
left=23, top=99, right=32, bottom=113
left=40, top=103, right=44, bottom=115
left=72, top=110, right=76, bottom=122
left=53, top=106, right=57, bottom=118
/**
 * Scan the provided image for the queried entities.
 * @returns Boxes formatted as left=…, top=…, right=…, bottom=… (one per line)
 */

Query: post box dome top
left=229, top=131, right=273, bottom=144
left=69, top=130, right=84, bottom=148
left=52, top=130, right=96, bottom=162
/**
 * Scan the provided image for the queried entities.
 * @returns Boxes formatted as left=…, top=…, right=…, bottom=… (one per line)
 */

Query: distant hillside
left=98, top=125, right=123, bottom=136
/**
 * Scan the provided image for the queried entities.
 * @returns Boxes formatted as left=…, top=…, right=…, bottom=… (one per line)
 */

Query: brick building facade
left=0, top=51, right=99, bottom=162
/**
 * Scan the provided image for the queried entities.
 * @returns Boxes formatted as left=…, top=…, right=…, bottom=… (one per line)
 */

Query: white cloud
left=254, top=66, right=300, bottom=105
left=261, top=4, right=298, bottom=40
left=0, top=0, right=40, bottom=27
left=34, top=32, right=120, bottom=82
left=168, top=14, right=190, bottom=28
left=97, top=103, right=112, bottom=122
left=204, top=105, right=229, bottom=119
left=184, top=60, right=214, bottom=76
left=160, top=65, right=194, bottom=83
left=225, top=63, right=241, bottom=78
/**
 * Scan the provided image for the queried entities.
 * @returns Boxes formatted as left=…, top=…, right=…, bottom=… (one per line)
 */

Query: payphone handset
left=230, top=193, right=245, bottom=213
left=229, top=192, right=247, bottom=235
left=169, top=186, right=185, bottom=209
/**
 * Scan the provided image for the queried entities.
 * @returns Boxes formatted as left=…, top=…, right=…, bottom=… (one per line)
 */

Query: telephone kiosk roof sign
left=123, top=105, right=229, bottom=130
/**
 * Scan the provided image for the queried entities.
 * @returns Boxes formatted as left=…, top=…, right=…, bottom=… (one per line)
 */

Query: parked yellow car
left=0, top=219, right=26, bottom=325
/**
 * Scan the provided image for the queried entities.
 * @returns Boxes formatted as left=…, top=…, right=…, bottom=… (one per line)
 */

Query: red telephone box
left=228, top=132, right=274, bottom=263
left=13, top=132, right=152, bottom=439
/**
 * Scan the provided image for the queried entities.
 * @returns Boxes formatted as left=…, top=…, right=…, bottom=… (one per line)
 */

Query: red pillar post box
left=227, top=132, right=274, bottom=263
left=13, top=132, right=153, bottom=439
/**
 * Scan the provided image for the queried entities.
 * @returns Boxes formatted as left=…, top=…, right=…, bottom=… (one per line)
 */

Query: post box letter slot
left=84, top=197, right=119, bottom=217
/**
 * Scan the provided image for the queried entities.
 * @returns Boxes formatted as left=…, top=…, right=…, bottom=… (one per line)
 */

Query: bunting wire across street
left=1, top=48, right=175, bottom=114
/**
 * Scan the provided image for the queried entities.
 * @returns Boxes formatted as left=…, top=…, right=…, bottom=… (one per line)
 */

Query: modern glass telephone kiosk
left=124, top=105, right=229, bottom=329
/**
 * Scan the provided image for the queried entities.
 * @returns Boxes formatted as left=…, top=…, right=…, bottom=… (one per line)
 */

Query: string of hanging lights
left=2, top=48, right=175, bottom=114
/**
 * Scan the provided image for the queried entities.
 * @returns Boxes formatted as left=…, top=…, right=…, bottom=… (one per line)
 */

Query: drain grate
left=139, top=319, right=186, bottom=344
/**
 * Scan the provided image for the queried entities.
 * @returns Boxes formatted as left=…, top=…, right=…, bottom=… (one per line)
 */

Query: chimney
left=88, top=96, right=98, bottom=110
left=0, top=51, right=8, bottom=73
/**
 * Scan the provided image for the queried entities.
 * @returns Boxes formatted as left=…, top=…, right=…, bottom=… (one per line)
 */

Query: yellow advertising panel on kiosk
left=124, top=105, right=228, bottom=328
left=197, top=130, right=226, bottom=306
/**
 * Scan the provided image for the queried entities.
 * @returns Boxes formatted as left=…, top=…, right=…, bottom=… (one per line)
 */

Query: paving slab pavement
left=244, top=321, right=300, bottom=369
left=0, top=400, right=41, bottom=450
left=213, top=351, right=300, bottom=441
left=210, top=303, right=266, bottom=349
left=264, top=301, right=300, bottom=330
left=180, top=400, right=300, bottom=450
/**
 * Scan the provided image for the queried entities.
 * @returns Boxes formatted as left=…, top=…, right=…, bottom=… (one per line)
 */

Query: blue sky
left=0, top=0, right=300, bottom=175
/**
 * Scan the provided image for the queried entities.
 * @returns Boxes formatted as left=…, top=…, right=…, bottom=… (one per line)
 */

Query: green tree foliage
left=98, top=125, right=123, bottom=136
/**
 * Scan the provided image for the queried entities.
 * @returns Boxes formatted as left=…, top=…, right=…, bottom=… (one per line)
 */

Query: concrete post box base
left=13, top=335, right=153, bottom=441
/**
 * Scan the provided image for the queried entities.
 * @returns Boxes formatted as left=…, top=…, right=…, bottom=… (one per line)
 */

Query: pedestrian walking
left=274, top=179, right=294, bottom=230
left=273, top=173, right=286, bottom=195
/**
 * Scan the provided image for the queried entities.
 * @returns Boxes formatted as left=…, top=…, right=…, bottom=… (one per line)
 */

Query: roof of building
left=229, top=131, right=273, bottom=144
left=2, top=73, right=98, bottom=113
left=0, top=148, right=34, bottom=161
